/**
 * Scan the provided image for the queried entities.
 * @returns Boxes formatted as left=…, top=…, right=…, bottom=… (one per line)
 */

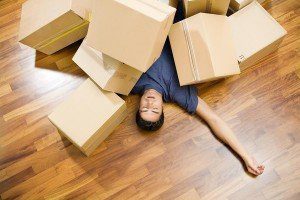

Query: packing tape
left=34, top=20, right=89, bottom=50
left=32, top=16, right=86, bottom=50
left=181, top=21, right=200, bottom=81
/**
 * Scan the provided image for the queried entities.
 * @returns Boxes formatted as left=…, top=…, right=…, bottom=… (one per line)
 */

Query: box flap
left=73, top=41, right=113, bottom=88
left=73, top=41, right=142, bottom=95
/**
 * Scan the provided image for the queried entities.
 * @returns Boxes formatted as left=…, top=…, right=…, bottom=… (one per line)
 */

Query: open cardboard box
left=73, top=40, right=142, bottom=95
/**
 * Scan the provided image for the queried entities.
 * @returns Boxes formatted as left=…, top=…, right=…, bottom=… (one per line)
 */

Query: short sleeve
left=131, top=73, right=164, bottom=96
left=171, top=85, right=198, bottom=114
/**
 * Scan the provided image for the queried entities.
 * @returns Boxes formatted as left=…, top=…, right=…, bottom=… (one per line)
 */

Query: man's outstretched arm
left=195, top=97, right=265, bottom=176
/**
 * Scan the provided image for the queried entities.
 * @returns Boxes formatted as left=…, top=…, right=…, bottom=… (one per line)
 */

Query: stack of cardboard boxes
left=169, top=1, right=286, bottom=86
left=18, top=0, right=286, bottom=156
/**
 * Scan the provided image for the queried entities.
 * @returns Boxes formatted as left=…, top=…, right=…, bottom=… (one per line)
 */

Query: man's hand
left=244, top=156, right=265, bottom=176
left=195, top=97, right=265, bottom=176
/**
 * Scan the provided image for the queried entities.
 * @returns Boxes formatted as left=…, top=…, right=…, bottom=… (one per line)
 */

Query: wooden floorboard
left=0, top=0, right=299, bottom=199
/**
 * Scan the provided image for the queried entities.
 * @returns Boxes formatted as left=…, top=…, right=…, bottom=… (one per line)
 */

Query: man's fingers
left=247, top=158, right=265, bottom=175
left=250, top=165, right=261, bottom=175
left=248, top=166, right=259, bottom=175
left=256, top=166, right=264, bottom=174
left=258, top=165, right=265, bottom=172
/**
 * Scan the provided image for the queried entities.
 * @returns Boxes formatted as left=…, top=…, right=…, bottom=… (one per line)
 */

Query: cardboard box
left=182, top=0, right=230, bottom=18
left=73, top=41, right=142, bottom=95
left=158, top=0, right=179, bottom=8
left=48, top=79, right=127, bottom=156
left=18, top=0, right=92, bottom=55
left=85, top=0, right=176, bottom=72
left=169, top=13, right=240, bottom=86
left=230, top=0, right=266, bottom=11
left=229, top=1, right=287, bottom=70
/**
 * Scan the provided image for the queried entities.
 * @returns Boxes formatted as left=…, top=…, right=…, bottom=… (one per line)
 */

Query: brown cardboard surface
left=85, top=0, right=176, bottom=72
left=157, top=0, right=179, bottom=8
left=229, top=0, right=252, bottom=11
left=38, top=21, right=89, bottom=55
left=48, top=79, right=127, bottom=156
left=230, top=0, right=266, bottom=11
left=182, top=0, right=230, bottom=18
left=72, top=41, right=142, bottom=95
left=169, top=13, right=240, bottom=86
left=229, top=1, right=287, bottom=70
left=18, top=0, right=91, bottom=55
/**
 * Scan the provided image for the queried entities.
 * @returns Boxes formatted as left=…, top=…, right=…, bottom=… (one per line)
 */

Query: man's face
left=139, top=89, right=163, bottom=122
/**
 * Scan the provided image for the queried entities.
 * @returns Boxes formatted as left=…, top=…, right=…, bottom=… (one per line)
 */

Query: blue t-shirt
left=131, top=0, right=198, bottom=114
left=131, top=39, right=198, bottom=114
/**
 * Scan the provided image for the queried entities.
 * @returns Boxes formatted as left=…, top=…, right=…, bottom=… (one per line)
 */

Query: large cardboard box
left=169, top=13, right=240, bottom=86
left=85, top=0, right=176, bottom=72
left=230, top=0, right=266, bottom=11
left=48, top=79, right=127, bottom=156
left=229, top=1, right=287, bottom=70
left=182, top=0, right=230, bottom=18
left=18, top=0, right=92, bottom=55
left=73, top=41, right=142, bottom=95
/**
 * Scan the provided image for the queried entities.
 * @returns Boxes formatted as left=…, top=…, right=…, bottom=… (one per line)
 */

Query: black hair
left=136, top=110, right=164, bottom=131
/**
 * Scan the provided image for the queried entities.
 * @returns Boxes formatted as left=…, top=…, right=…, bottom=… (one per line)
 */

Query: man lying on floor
left=131, top=1, right=264, bottom=176
left=131, top=38, right=265, bottom=176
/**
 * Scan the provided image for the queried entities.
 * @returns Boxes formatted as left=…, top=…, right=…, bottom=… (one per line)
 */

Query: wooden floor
left=0, top=0, right=299, bottom=199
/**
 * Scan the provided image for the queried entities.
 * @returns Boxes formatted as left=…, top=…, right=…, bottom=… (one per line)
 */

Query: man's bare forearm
left=196, top=97, right=251, bottom=162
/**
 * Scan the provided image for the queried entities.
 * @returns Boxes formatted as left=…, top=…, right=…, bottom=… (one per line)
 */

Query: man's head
left=136, top=89, right=164, bottom=131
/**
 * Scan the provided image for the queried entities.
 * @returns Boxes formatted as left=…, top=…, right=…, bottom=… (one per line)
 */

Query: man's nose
left=146, top=101, right=153, bottom=107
